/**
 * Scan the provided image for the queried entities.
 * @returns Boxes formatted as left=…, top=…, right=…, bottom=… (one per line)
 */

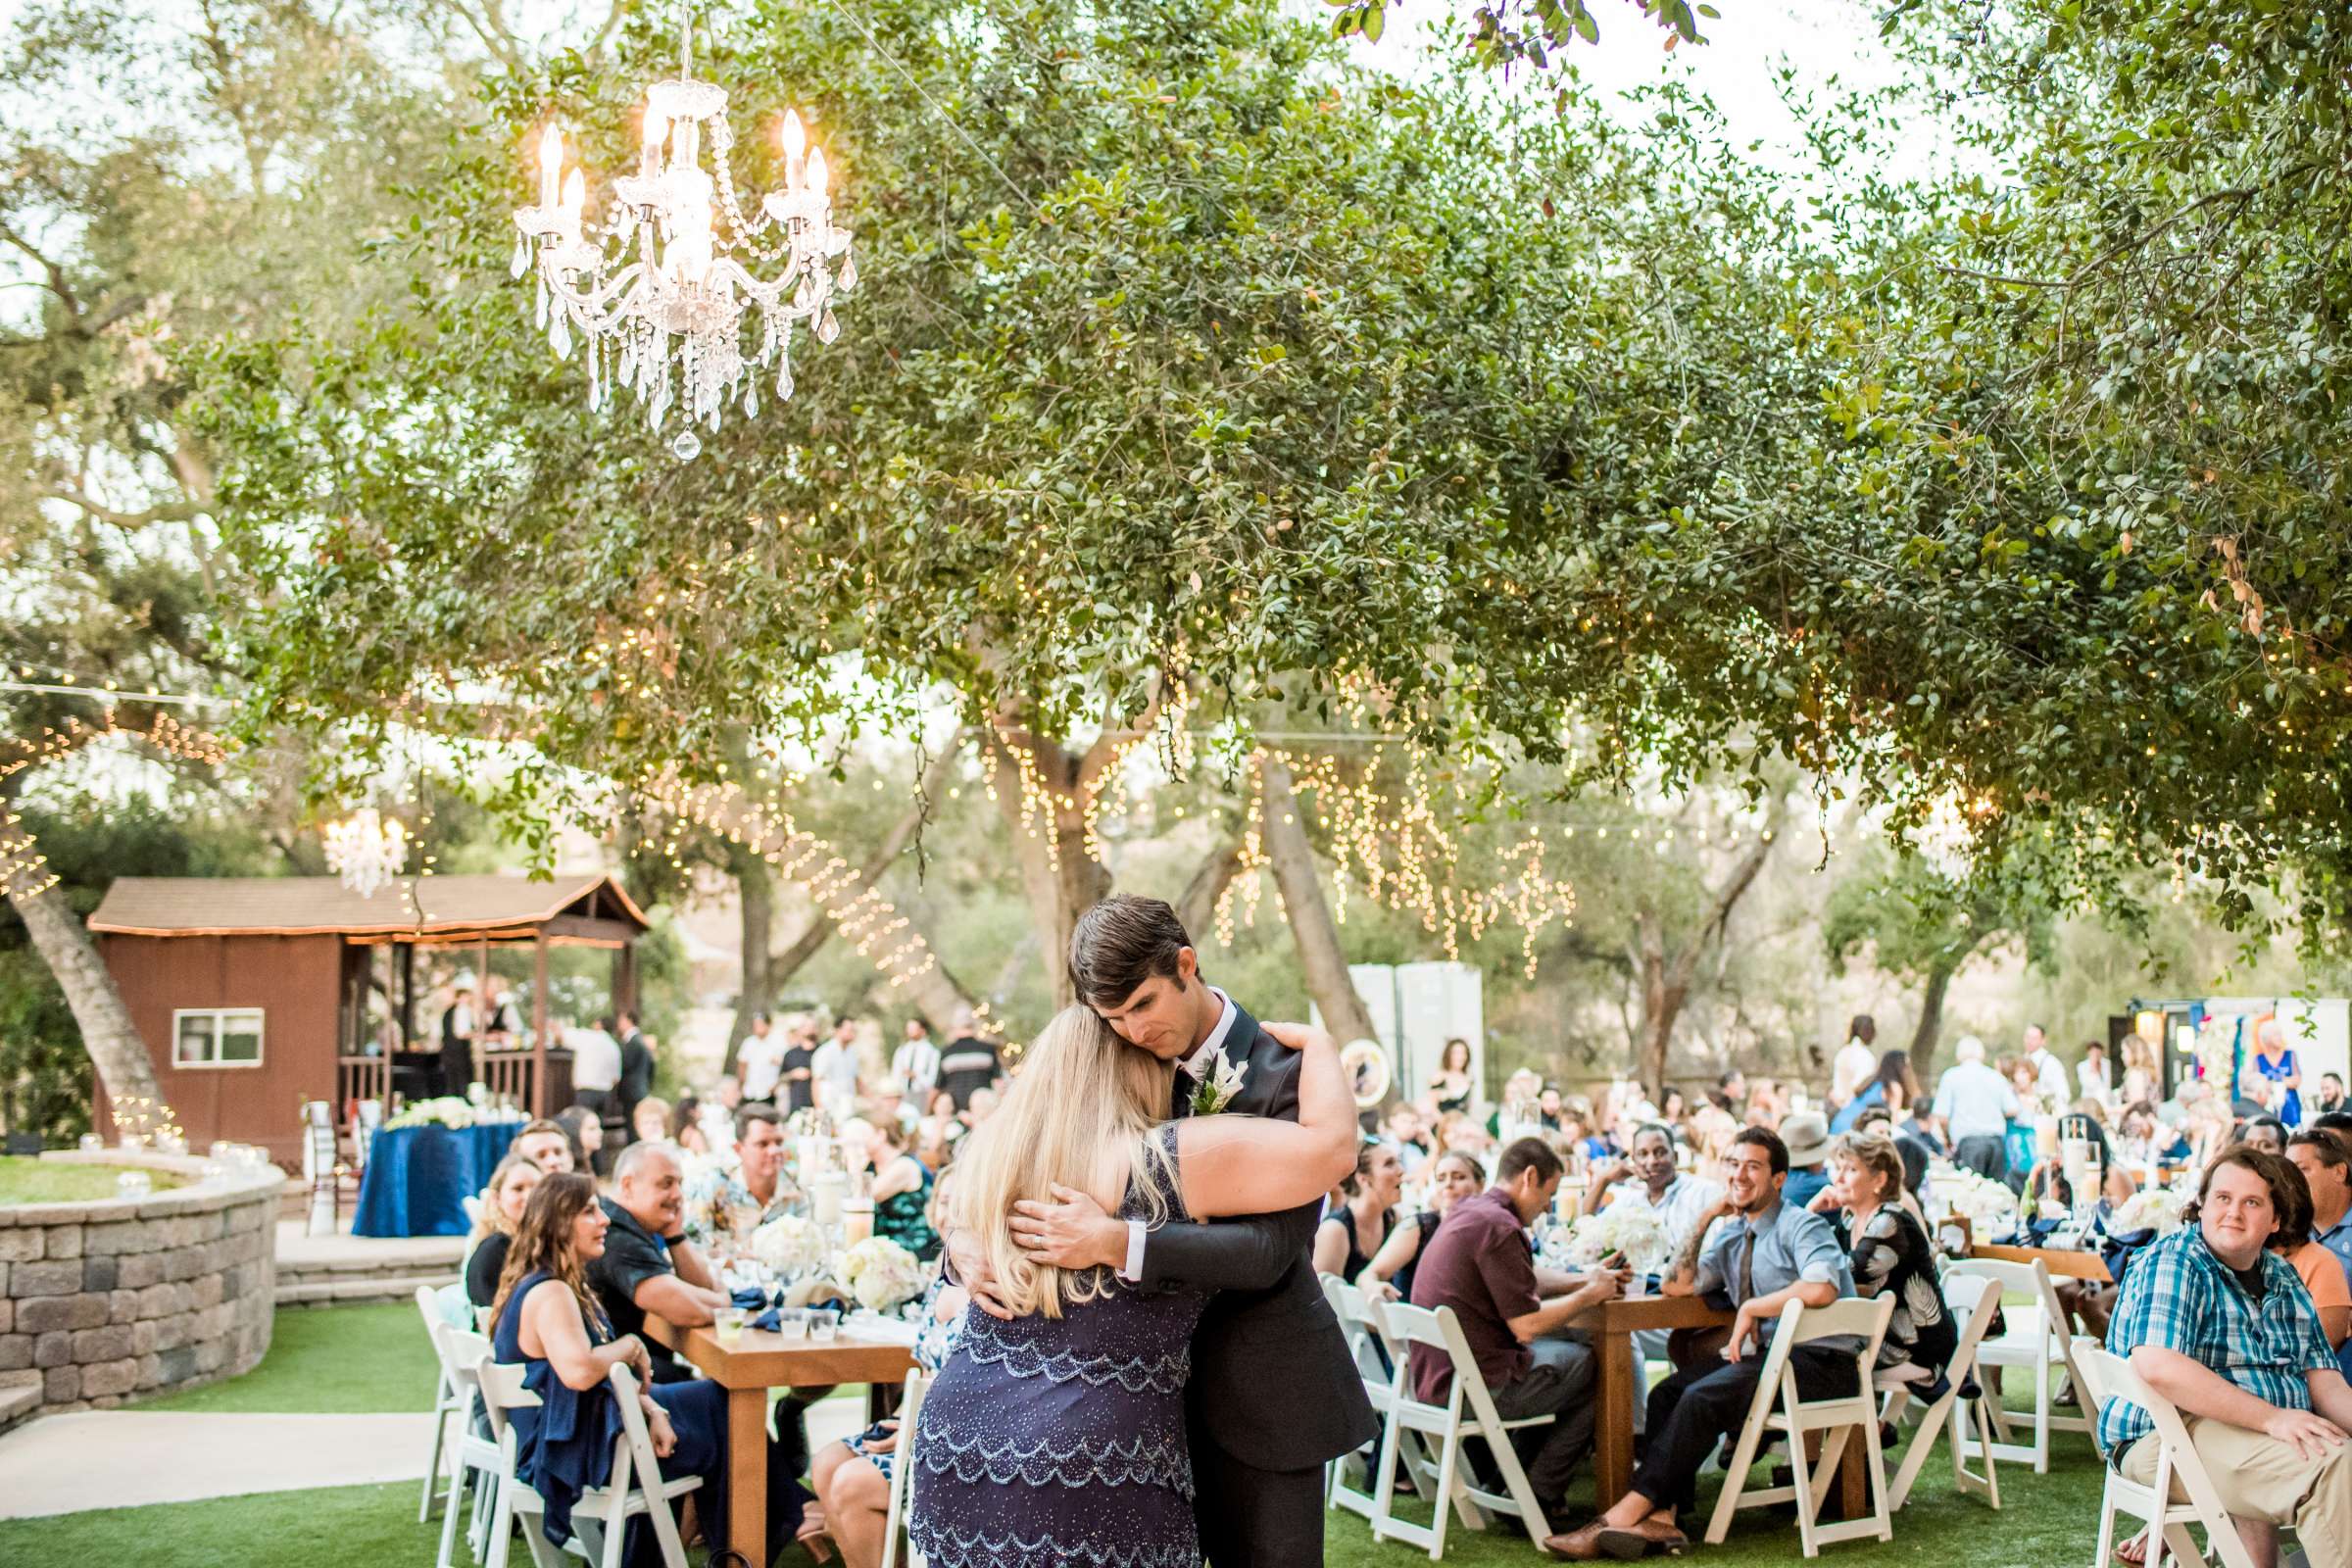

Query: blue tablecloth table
left=353, top=1120, right=528, bottom=1238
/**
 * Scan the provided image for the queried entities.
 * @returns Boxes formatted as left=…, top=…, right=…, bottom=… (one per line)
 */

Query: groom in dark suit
left=1005, top=895, right=1378, bottom=1566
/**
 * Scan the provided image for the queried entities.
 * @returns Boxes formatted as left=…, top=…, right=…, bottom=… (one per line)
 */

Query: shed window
left=173, top=1008, right=265, bottom=1068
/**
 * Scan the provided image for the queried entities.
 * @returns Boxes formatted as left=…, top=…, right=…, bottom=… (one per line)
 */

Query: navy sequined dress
left=908, top=1123, right=1207, bottom=1568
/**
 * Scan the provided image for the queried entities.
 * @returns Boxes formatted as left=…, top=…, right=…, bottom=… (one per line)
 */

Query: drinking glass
left=773, top=1308, right=808, bottom=1342
left=807, top=1308, right=840, bottom=1344
left=713, top=1307, right=747, bottom=1346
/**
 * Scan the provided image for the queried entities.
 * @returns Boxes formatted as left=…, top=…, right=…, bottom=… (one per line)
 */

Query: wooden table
left=1586, top=1294, right=1867, bottom=1520
left=646, top=1315, right=914, bottom=1559
left=1968, top=1242, right=2113, bottom=1283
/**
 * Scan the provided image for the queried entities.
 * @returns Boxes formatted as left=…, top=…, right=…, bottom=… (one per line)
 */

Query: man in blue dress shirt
left=1545, top=1125, right=1857, bottom=1560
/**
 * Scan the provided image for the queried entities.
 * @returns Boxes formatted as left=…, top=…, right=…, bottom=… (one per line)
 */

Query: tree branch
left=44, top=487, right=204, bottom=529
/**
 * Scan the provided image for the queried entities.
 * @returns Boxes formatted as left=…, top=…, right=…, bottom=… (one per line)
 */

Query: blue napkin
left=751, top=1304, right=784, bottom=1332
left=731, top=1287, right=773, bottom=1310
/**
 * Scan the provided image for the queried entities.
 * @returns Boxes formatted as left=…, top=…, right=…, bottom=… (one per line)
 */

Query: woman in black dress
left=464, top=1152, right=544, bottom=1309
left=1826, top=1134, right=1955, bottom=1380
left=1363, top=1149, right=1485, bottom=1302
left=1314, top=1142, right=1402, bottom=1283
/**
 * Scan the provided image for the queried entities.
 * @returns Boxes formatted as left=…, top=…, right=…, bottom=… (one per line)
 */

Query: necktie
left=1739, top=1227, right=1757, bottom=1303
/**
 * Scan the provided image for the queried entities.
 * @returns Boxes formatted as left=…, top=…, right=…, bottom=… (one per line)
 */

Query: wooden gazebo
left=88, top=873, right=649, bottom=1158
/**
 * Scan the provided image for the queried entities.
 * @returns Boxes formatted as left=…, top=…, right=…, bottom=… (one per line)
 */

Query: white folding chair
left=1320, top=1278, right=1447, bottom=1524
left=879, top=1367, right=933, bottom=1568
left=302, top=1100, right=340, bottom=1236
left=476, top=1357, right=702, bottom=1568
left=2073, top=1341, right=2261, bottom=1568
left=416, top=1286, right=466, bottom=1523
left=1944, top=1256, right=2093, bottom=1473
left=1875, top=1270, right=2002, bottom=1512
left=1704, top=1294, right=1896, bottom=1557
left=432, top=1326, right=502, bottom=1568
left=1368, top=1300, right=1557, bottom=1560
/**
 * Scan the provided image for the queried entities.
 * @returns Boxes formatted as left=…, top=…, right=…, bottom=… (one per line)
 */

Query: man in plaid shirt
left=2101, top=1147, right=2352, bottom=1566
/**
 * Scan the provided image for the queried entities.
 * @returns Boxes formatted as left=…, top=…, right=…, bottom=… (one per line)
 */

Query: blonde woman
left=464, top=1152, right=544, bottom=1310
left=909, top=1003, right=1357, bottom=1568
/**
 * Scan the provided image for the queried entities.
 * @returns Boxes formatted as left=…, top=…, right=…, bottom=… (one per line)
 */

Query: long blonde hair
left=948, top=1004, right=1175, bottom=1318
left=470, top=1152, right=542, bottom=1245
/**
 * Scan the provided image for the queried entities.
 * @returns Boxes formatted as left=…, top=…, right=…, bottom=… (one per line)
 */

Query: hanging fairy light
left=512, top=12, right=855, bottom=461
left=323, top=808, right=412, bottom=899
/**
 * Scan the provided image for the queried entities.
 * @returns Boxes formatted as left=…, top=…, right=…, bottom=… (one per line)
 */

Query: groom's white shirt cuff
left=1118, top=986, right=1237, bottom=1282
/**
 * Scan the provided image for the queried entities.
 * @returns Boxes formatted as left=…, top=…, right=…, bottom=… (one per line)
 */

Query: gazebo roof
left=88, top=872, right=649, bottom=943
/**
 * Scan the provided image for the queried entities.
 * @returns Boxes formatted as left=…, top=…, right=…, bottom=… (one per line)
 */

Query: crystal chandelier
left=513, top=15, right=854, bottom=461
left=323, top=808, right=412, bottom=899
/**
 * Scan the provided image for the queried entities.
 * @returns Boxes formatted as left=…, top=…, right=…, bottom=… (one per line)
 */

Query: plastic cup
left=713, top=1307, right=747, bottom=1346
left=807, top=1308, right=840, bottom=1344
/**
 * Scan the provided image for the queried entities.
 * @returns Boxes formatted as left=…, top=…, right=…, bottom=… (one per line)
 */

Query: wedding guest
left=2291, top=1132, right=2352, bottom=1287
left=629, top=1097, right=671, bottom=1147
left=1933, top=1035, right=2019, bottom=1180
left=2316, top=1073, right=2350, bottom=1120
left=935, top=1007, right=1003, bottom=1111
left=1315, top=1143, right=1402, bottom=1284
left=959, top=1086, right=999, bottom=1130
left=1491, top=1069, right=1543, bottom=1143
left=1825, top=1134, right=1954, bottom=1386
left=438, top=986, right=477, bottom=1098
left=1743, top=1078, right=1788, bottom=1129
left=2022, top=1024, right=2070, bottom=1108
left=685, top=1104, right=800, bottom=1248
left=2272, top=1158, right=2352, bottom=1349
left=736, top=1012, right=786, bottom=1104
left=891, top=1016, right=942, bottom=1103
left=2245, top=1115, right=2290, bottom=1157
left=552, top=1105, right=602, bottom=1176
left=1545, top=1126, right=1856, bottom=1560
left=668, top=1095, right=710, bottom=1156
left=1587, top=1123, right=1725, bottom=1254
left=489, top=1172, right=813, bottom=1564
left=613, top=1011, right=654, bottom=1145
left=2095, top=1148, right=2352, bottom=1566
left=587, top=1142, right=729, bottom=1385
left=2253, top=1018, right=2304, bottom=1128
left=512, top=1118, right=576, bottom=1175
left=811, top=1168, right=970, bottom=1568
left=2078, top=1040, right=2114, bottom=1103
left=813, top=1016, right=863, bottom=1114
left=1778, top=1111, right=1834, bottom=1211
left=1364, top=1150, right=1484, bottom=1304
left=1385, top=1104, right=1432, bottom=1177
left=1409, top=1138, right=1622, bottom=1526
left=867, top=1082, right=919, bottom=1138
left=1428, top=1037, right=1475, bottom=1115
left=779, top=1015, right=819, bottom=1113
left=1659, top=1088, right=1689, bottom=1125
left=868, top=1117, right=940, bottom=1261
left=1829, top=1014, right=1879, bottom=1112
left=567, top=1019, right=621, bottom=1155
left=1537, top=1085, right=1567, bottom=1133
left=465, top=1152, right=544, bottom=1309
left=1710, top=1069, right=1747, bottom=1118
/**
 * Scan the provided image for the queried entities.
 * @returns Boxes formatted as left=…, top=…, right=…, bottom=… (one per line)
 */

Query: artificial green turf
left=0, top=1154, right=180, bottom=1205
left=136, top=1302, right=437, bottom=1413
left=0, top=1438, right=2110, bottom=1568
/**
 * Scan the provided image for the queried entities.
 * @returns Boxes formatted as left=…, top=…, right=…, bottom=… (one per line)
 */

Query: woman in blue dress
left=907, top=1006, right=1356, bottom=1568
left=489, top=1172, right=814, bottom=1566
left=2254, top=1018, right=2303, bottom=1128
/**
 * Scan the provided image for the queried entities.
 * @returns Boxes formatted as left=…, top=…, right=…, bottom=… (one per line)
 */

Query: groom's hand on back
left=1010, top=1185, right=1127, bottom=1272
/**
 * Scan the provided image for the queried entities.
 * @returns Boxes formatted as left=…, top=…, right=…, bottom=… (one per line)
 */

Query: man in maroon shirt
left=1410, top=1137, right=1625, bottom=1523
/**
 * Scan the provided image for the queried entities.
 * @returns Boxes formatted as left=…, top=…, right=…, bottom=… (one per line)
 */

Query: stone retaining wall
left=0, top=1151, right=282, bottom=1415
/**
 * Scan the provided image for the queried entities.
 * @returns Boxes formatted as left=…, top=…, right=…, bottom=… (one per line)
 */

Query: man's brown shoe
left=1595, top=1518, right=1690, bottom=1558
left=1542, top=1522, right=1610, bottom=1560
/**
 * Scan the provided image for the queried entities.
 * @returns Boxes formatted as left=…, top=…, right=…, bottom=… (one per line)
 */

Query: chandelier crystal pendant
left=513, top=14, right=855, bottom=461
left=323, top=808, right=412, bottom=899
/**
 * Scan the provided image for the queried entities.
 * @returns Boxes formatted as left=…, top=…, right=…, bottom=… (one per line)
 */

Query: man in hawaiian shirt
left=683, top=1103, right=801, bottom=1248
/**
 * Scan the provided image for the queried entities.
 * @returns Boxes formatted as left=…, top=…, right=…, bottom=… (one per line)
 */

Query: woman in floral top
left=1826, top=1134, right=1956, bottom=1379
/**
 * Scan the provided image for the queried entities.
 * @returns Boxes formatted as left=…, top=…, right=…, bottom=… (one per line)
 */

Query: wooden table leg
left=726, top=1385, right=768, bottom=1563
left=1838, top=1427, right=1866, bottom=1519
left=1593, top=1330, right=1635, bottom=1505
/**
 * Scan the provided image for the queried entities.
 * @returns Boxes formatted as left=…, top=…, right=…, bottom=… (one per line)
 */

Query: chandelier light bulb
left=510, top=15, right=854, bottom=457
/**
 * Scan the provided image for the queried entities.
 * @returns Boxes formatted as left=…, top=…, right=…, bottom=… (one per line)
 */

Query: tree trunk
left=1630, top=816, right=1781, bottom=1100
left=987, top=728, right=1113, bottom=1008
left=1175, top=828, right=1246, bottom=943
left=727, top=847, right=775, bottom=1077
left=5, top=870, right=164, bottom=1118
left=1259, top=755, right=1381, bottom=1050
left=1910, top=958, right=1957, bottom=1083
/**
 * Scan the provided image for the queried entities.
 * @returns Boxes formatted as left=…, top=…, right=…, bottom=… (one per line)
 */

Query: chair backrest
left=1380, top=1299, right=1514, bottom=1424
left=1756, top=1293, right=1895, bottom=1393
left=1946, top=1255, right=2072, bottom=1343
left=1941, top=1270, right=2005, bottom=1368
left=1323, top=1276, right=1389, bottom=1383
left=475, top=1354, right=542, bottom=1446
left=416, top=1285, right=457, bottom=1387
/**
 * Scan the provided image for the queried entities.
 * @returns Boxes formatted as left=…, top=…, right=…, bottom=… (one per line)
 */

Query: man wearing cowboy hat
left=1777, top=1109, right=1834, bottom=1211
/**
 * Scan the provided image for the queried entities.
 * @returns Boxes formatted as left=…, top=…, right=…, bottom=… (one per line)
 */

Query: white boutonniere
left=1192, top=1048, right=1249, bottom=1116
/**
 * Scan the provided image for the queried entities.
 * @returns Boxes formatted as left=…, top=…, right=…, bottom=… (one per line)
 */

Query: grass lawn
left=0, top=1154, right=180, bottom=1205
left=137, top=1302, right=437, bottom=1413
left=3, top=1299, right=2112, bottom=1565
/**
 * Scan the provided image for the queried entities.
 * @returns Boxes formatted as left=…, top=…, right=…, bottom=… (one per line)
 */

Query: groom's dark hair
left=1069, top=895, right=1192, bottom=1008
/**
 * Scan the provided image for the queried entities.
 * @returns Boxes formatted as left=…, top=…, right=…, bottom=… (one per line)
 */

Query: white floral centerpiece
left=839, top=1236, right=926, bottom=1311
left=2110, top=1186, right=2189, bottom=1238
left=752, top=1213, right=827, bottom=1278
left=388, top=1097, right=482, bottom=1130
left=1934, top=1166, right=2021, bottom=1235
left=1564, top=1205, right=1672, bottom=1276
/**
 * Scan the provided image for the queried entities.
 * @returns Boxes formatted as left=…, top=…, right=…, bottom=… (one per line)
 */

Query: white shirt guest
left=737, top=1014, right=787, bottom=1103
left=812, top=1020, right=862, bottom=1112
left=892, top=1019, right=943, bottom=1102
left=2022, top=1024, right=2070, bottom=1107
left=567, top=1024, right=621, bottom=1095
left=1830, top=1016, right=1878, bottom=1109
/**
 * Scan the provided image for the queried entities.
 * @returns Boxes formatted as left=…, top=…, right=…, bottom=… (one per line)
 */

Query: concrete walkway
left=0, top=1399, right=870, bottom=1518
